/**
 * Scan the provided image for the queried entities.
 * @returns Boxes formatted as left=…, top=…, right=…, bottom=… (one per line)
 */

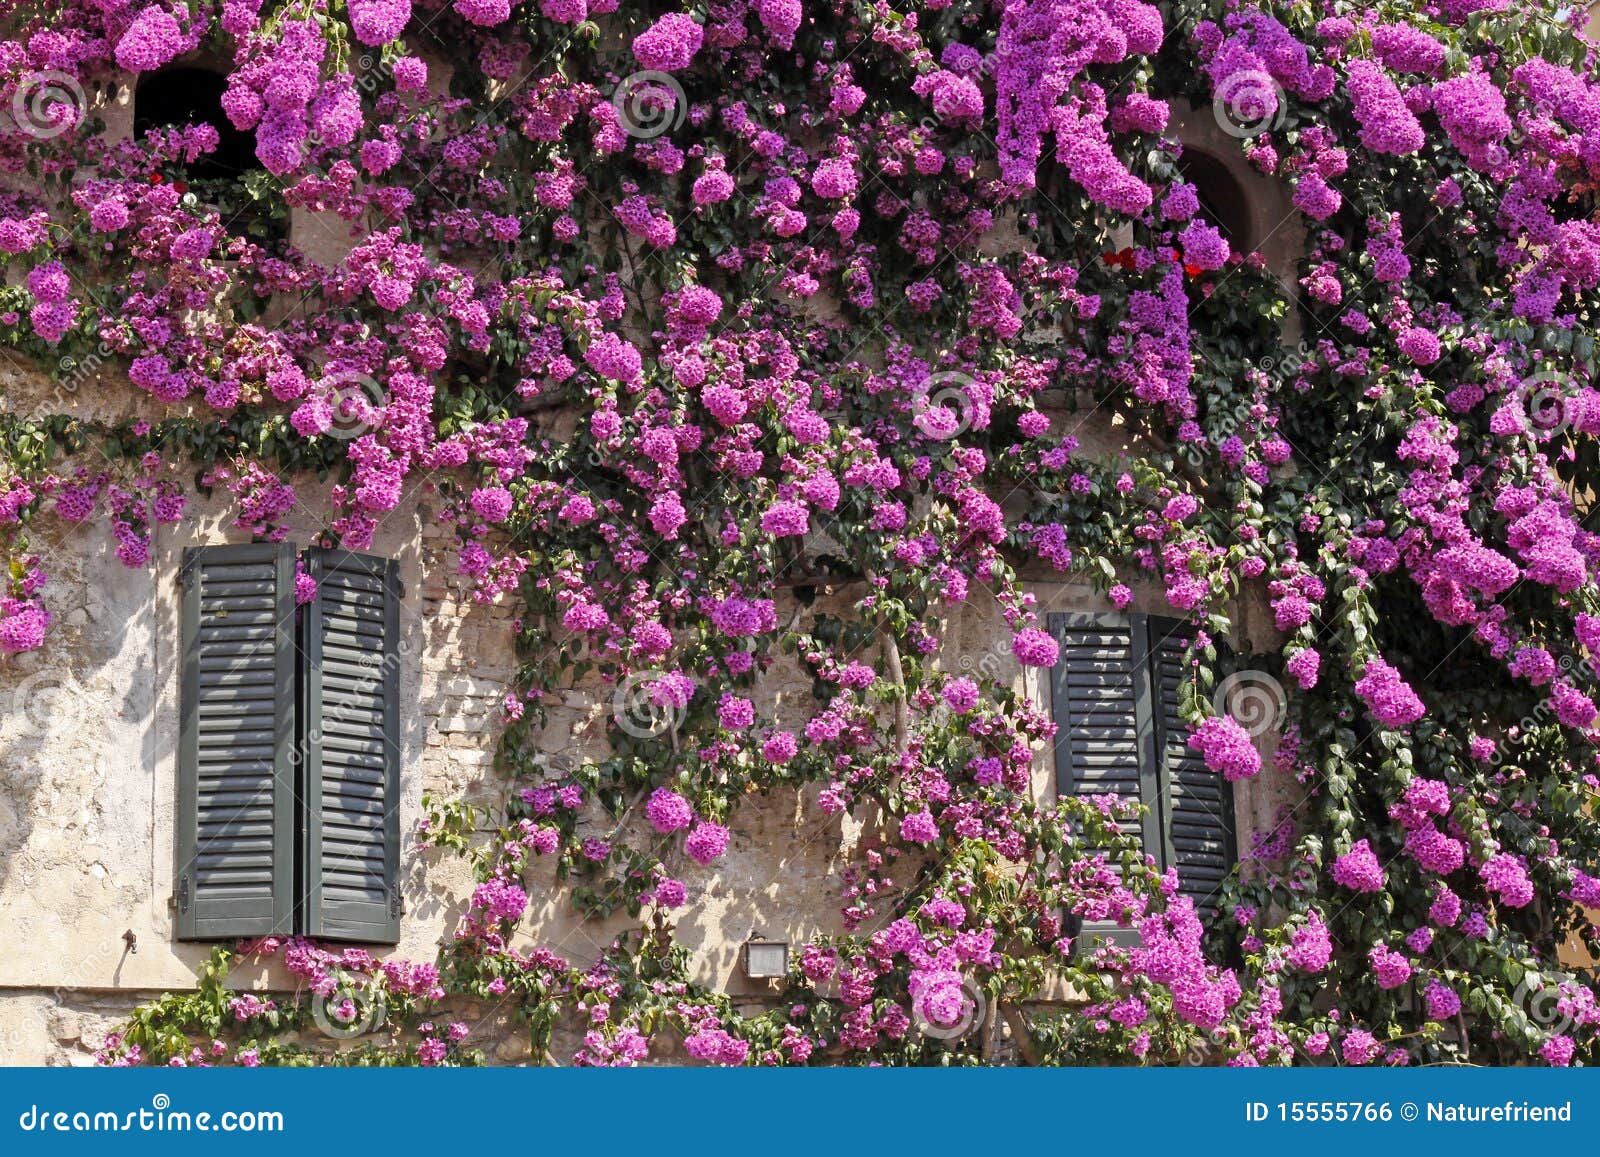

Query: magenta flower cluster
left=1188, top=715, right=1262, bottom=781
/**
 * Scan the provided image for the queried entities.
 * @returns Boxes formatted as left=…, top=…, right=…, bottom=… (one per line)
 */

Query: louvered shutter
left=300, top=548, right=401, bottom=943
left=1149, top=617, right=1237, bottom=918
left=176, top=543, right=298, bottom=940
left=1048, top=612, right=1162, bottom=947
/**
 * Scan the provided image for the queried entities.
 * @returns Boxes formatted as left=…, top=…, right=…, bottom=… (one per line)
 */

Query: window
left=1047, top=612, right=1237, bottom=946
left=133, top=67, right=287, bottom=244
left=133, top=68, right=258, bottom=184
left=1176, top=150, right=1253, bottom=252
left=175, top=543, right=402, bottom=944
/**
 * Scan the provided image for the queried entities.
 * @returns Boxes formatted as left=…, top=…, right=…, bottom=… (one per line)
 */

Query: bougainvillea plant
left=1, top=0, right=1597, bottom=1066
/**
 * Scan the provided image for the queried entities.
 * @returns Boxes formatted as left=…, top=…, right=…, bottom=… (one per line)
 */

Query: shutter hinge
left=389, top=883, right=402, bottom=919
left=177, top=874, right=190, bottom=912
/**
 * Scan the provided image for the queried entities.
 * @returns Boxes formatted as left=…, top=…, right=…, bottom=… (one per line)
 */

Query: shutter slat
left=196, top=790, right=275, bottom=809
left=197, top=671, right=279, bottom=689
left=196, top=685, right=278, bottom=703
left=321, top=744, right=386, bottom=764
left=195, top=636, right=278, bottom=651
left=303, top=548, right=401, bottom=944
left=176, top=543, right=297, bottom=940
left=327, top=571, right=385, bottom=594
left=196, top=750, right=276, bottom=765
left=199, top=579, right=276, bottom=597
left=318, top=660, right=386, bottom=683
left=199, top=596, right=284, bottom=614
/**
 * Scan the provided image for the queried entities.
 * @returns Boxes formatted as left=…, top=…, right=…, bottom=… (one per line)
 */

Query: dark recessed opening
left=133, top=67, right=258, bottom=182
left=1177, top=150, right=1254, bottom=253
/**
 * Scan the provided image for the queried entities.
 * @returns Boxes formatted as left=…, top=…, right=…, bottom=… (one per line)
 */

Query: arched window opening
left=1177, top=150, right=1254, bottom=255
left=133, top=67, right=285, bottom=244
left=134, top=68, right=256, bottom=181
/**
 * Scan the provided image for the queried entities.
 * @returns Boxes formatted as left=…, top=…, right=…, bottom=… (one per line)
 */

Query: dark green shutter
left=1048, top=612, right=1161, bottom=947
left=300, top=548, right=401, bottom=943
left=176, top=543, right=298, bottom=940
left=1049, top=612, right=1239, bottom=942
left=1149, top=617, right=1237, bottom=918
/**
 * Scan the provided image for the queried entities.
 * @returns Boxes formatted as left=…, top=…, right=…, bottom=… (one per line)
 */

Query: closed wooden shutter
left=1149, top=617, right=1237, bottom=918
left=176, top=543, right=298, bottom=940
left=300, top=548, right=402, bottom=943
left=1048, top=613, right=1162, bottom=947
left=1049, top=612, right=1238, bottom=943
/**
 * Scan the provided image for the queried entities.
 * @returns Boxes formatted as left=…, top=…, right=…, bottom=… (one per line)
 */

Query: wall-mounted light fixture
left=741, top=932, right=789, bottom=980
